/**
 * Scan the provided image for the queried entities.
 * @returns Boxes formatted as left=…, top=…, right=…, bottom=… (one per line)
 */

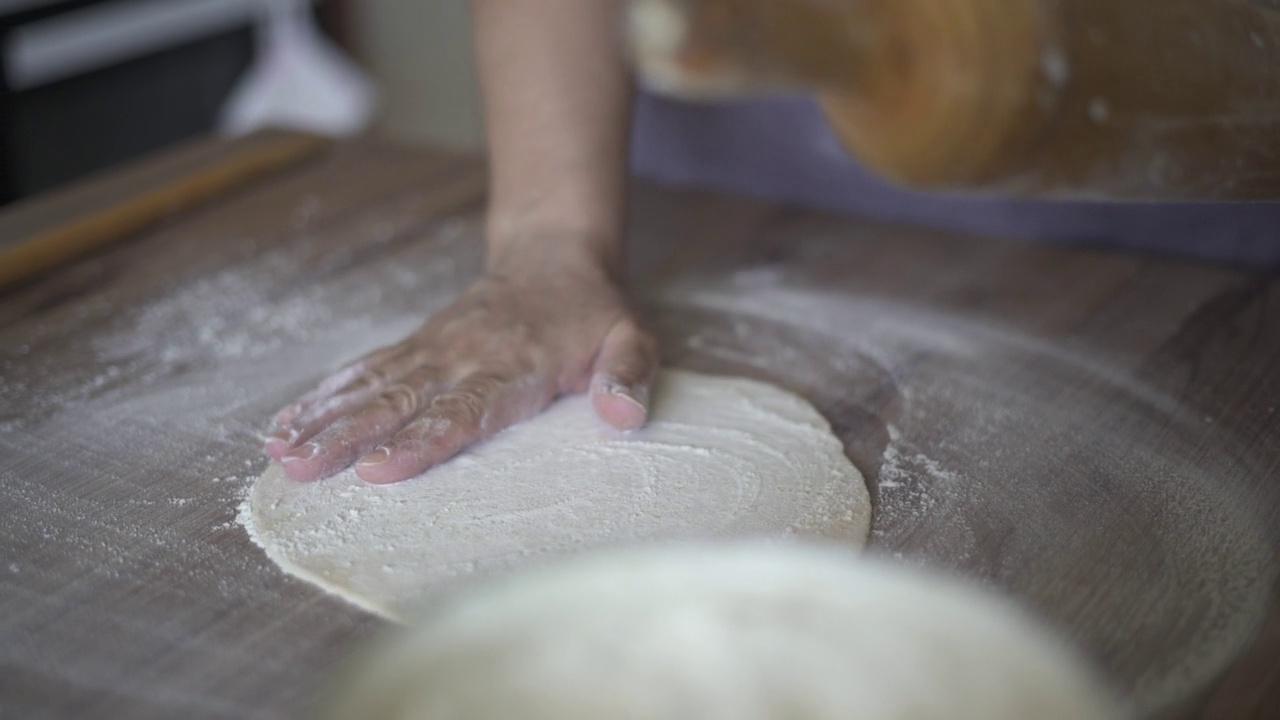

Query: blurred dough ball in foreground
left=319, top=541, right=1125, bottom=720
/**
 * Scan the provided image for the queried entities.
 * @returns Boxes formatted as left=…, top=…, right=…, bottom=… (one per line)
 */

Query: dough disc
left=241, top=369, right=870, bottom=619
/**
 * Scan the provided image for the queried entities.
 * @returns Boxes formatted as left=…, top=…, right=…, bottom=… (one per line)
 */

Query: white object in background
left=218, top=0, right=376, bottom=137
left=4, top=0, right=265, bottom=91
left=321, top=542, right=1128, bottom=720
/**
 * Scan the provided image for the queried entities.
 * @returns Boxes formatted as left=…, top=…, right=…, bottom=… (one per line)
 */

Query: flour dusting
left=4, top=200, right=1273, bottom=719
left=655, top=277, right=1275, bottom=716
left=239, top=370, right=871, bottom=620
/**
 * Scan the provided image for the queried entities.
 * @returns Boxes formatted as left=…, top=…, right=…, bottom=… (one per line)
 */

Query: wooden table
left=1, top=136, right=1276, bottom=719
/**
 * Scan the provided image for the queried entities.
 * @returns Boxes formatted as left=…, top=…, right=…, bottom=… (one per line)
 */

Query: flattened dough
left=240, top=369, right=870, bottom=619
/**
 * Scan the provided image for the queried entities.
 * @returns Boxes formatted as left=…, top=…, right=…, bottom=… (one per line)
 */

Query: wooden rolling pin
left=627, top=0, right=1280, bottom=200
left=0, top=130, right=330, bottom=290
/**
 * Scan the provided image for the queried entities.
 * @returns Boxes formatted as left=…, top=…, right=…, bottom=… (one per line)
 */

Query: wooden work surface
left=1, top=137, right=1277, bottom=719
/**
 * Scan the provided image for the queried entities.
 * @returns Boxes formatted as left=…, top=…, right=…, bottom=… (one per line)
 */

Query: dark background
left=0, top=0, right=347, bottom=206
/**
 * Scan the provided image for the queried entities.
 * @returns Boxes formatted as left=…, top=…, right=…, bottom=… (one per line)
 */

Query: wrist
left=485, top=212, right=625, bottom=281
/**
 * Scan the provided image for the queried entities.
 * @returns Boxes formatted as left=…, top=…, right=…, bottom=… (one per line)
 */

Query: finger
left=265, top=372, right=391, bottom=459
left=279, top=367, right=445, bottom=481
left=272, top=345, right=404, bottom=427
left=269, top=349, right=449, bottom=454
left=267, top=348, right=406, bottom=458
left=589, top=320, right=659, bottom=431
left=355, top=372, right=555, bottom=485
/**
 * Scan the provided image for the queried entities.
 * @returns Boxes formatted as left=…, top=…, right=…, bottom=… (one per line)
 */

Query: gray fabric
left=630, top=92, right=1280, bottom=269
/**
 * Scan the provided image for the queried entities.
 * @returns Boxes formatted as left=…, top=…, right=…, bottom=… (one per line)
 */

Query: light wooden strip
left=0, top=131, right=330, bottom=290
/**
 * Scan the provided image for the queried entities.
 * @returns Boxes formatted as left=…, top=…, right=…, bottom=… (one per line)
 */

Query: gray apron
left=630, top=93, right=1280, bottom=269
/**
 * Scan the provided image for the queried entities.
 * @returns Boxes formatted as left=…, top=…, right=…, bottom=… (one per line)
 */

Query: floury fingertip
left=357, top=447, right=392, bottom=467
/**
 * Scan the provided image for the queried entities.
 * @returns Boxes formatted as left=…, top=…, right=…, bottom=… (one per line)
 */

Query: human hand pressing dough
left=264, top=262, right=657, bottom=484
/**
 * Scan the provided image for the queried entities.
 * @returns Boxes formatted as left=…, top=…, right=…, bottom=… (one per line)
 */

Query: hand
left=263, top=260, right=658, bottom=484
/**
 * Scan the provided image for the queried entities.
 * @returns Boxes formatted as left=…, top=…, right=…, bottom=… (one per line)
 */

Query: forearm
left=473, top=0, right=633, bottom=276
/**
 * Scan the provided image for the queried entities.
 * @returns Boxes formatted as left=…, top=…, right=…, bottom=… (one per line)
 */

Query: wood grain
left=0, top=130, right=331, bottom=291
left=0, top=138, right=1276, bottom=719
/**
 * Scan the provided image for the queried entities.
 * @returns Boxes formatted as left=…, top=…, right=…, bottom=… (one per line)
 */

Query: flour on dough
left=239, top=369, right=870, bottom=619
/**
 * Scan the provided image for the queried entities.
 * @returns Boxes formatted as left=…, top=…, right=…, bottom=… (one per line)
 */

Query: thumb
left=589, top=318, right=659, bottom=431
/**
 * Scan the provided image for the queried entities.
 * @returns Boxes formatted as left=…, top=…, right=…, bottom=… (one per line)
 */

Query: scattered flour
left=238, top=370, right=872, bottom=620
left=3, top=207, right=1273, bottom=718
left=655, top=277, right=1275, bottom=717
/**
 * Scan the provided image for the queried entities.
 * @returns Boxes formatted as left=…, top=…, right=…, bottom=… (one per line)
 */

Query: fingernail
left=268, top=427, right=300, bottom=445
left=283, top=443, right=318, bottom=462
left=263, top=437, right=288, bottom=457
left=617, top=392, right=646, bottom=413
left=358, top=447, right=391, bottom=467
left=592, top=374, right=618, bottom=395
left=596, top=375, right=649, bottom=409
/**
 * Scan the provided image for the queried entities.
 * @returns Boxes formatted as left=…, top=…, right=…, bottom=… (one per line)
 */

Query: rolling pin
left=0, top=131, right=330, bottom=290
left=627, top=0, right=1280, bottom=200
